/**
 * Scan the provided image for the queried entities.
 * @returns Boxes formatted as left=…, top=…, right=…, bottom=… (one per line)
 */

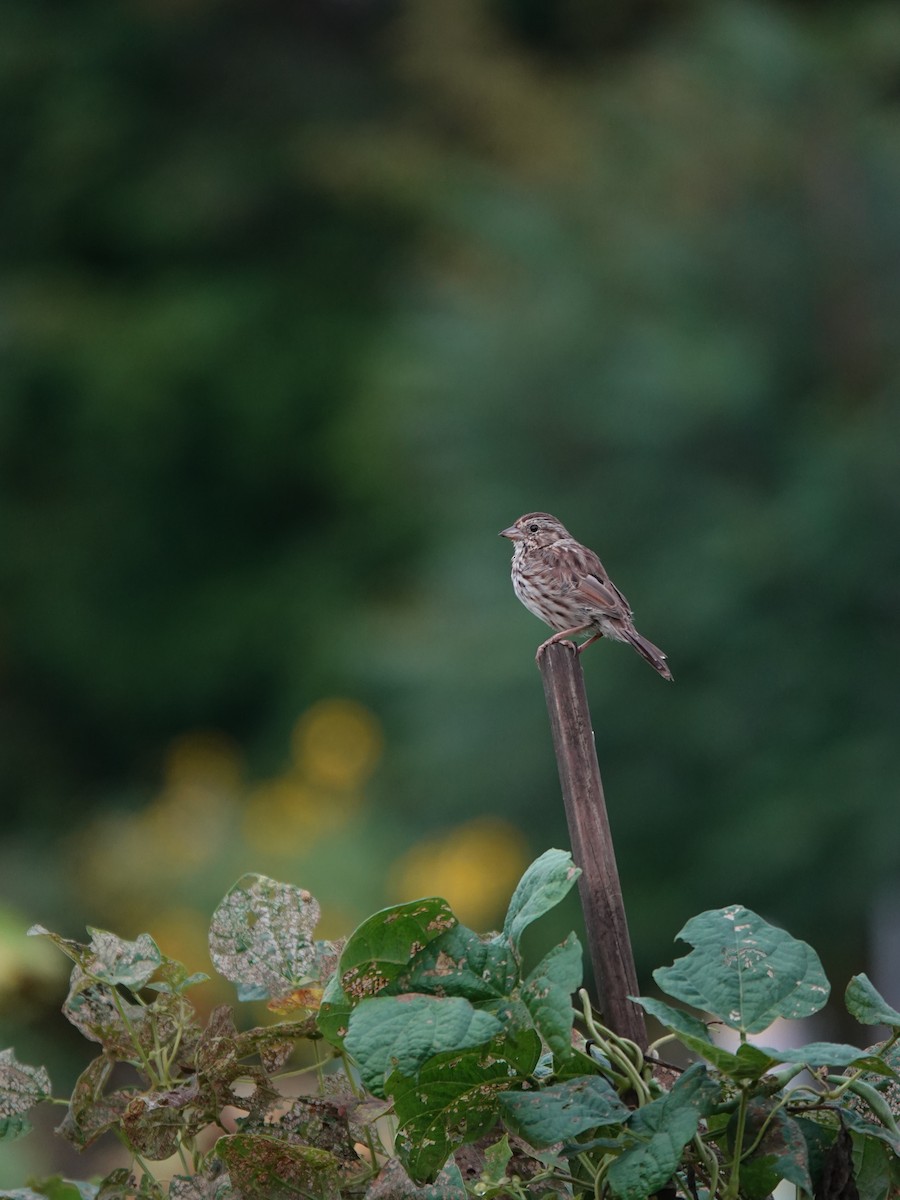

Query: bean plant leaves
left=0, top=1182, right=98, bottom=1200
left=388, top=1033, right=541, bottom=1183
left=502, top=849, right=581, bottom=951
left=317, top=976, right=355, bottom=1048
left=653, top=905, right=830, bottom=1034
left=845, top=974, right=900, bottom=1028
left=345, top=994, right=503, bottom=1096
left=364, top=1157, right=467, bottom=1199
left=838, top=1106, right=900, bottom=1155
left=57, top=1055, right=133, bottom=1150
left=215, top=1133, right=343, bottom=1199
left=0, top=1049, right=52, bottom=1119
left=607, top=1063, right=719, bottom=1200
left=741, top=1099, right=812, bottom=1195
left=28, top=926, right=162, bottom=990
left=209, top=874, right=329, bottom=1003
left=338, top=897, right=457, bottom=1001
left=850, top=1128, right=900, bottom=1198
left=398, top=924, right=518, bottom=1002
left=499, top=1075, right=628, bottom=1147
left=521, top=933, right=583, bottom=1059
left=0, top=1114, right=32, bottom=1142
left=169, top=1176, right=236, bottom=1200
left=634, top=996, right=775, bottom=1079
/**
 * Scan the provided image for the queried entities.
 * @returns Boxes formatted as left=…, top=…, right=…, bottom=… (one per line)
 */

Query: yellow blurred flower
left=292, top=699, right=382, bottom=791
left=242, top=775, right=360, bottom=855
left=388, top=818, right=529, bottom=930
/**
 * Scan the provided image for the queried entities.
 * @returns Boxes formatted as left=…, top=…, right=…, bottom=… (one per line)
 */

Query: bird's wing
left=577, top=572, right=633, bottom=619
left=547, top=542, right=634, bottom=619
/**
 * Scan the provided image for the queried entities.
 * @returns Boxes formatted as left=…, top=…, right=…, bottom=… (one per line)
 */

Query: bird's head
left=499, top=512, right=571, bottom=550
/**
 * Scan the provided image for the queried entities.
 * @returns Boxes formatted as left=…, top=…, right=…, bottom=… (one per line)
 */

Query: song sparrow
left=500, top=512, right=673, bottom=680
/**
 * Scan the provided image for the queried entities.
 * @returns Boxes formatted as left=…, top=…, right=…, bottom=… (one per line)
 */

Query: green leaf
left=838, top=1106, right=900, bottom=1155
left=208, top=874, right=325, bottom=1003
left=846, top=974, right=900, bottom=1028
left=400, top=923, right=518, bottom=1001
left=634, top=997, right=775, bottom=1078
left=344, top=994, right=502, bottom=1096
left=756, top=1041, right=897, bottom=1075
left=607, top=1063, right=719, bottom=1200
left=851, top=1127, right=900, bottom=1198
left=338, top=897, right=457, bottom=1000
left=499, top=1075, right=628, bottom=1148
left=0, top=1183, right=98, bottom=1200
left=522, top=933, right=583, bottom=1059
left=215, top=1133, right=342, bottom=1199
left=0, top=1114, right=31, bottom=1141
left=0, top=1049, right=52, bottom=1119
left=742, top=1099, right=812, bottom=1194
left=653, top=905, right=830, bottom=1034
left=317, top=974, right=354, bottom=1049
left=481, top=1133, right=514, bottom=1185
left=502, top=850, right=581, bottom=950
left=388, top=1033, right=540, bottom=1184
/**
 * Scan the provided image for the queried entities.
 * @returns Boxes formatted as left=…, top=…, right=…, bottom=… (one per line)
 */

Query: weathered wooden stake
left=537, top=641, right=647, bottom=1049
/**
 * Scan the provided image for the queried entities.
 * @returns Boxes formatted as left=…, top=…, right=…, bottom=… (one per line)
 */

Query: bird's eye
left=528, top=523, right=539, bottom=533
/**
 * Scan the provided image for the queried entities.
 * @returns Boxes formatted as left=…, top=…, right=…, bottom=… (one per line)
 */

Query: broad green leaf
left=388, top=1033, right=540, bottom=1183
left=499, top=1075, right=628, bottom=1147
left=851, top=1127, right=900, bottom=1198
left=755, top=1041, right=897, bottom=1075
left=846, top=974, right=900, bottom=1028
left=215, top=1132, right=342, bottom=1199
left=208, top=874, right=325, bottom=1003
left=400, top=923, right=518, bottom=1001
left=653, top=905, right=829, bottom=1034
left=522, top=933, right=583, bottom=1059
left=0, top=1049, right=52, bottom=1118
left=338, top=897, right=457, bottom=1000
left=317, top=974, right=354, bottom=1048
left=502, top=850, right=581, bottom=950
left=607, top=1063, right=719, bottom=1200
left=838, top=1106, right=900, bottom=1155
left=634, top=997, right=775, bottom=1078
left=344, top=994, right=502, bottom=1096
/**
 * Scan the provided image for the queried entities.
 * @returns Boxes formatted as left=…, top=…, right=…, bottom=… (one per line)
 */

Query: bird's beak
left=499, top=525, right=519, bottom=540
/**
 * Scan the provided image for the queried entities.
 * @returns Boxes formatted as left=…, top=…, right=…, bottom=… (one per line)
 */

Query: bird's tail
left=625, top=631, right=674, bottom=682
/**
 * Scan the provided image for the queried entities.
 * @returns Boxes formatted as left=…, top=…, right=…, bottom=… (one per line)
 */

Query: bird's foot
left=535, top=635, right=579, bottom=662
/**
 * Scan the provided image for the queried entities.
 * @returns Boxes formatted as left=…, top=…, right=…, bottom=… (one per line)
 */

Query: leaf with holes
left=209, top=874, right=328, bottom=1003
left=521, top=933, right=583, bottom=1060
left=502, top=850, right=581, bottom=951
left=0, top=1050, right=52, bottom=1121
left=499, top=1075, right=628, bottom=1148
left=653, top=905, right=829, bottom=1034
left=344, top=994, right=503, bottom=1096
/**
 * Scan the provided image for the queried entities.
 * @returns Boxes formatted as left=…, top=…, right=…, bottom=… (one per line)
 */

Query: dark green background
left=2, top=0, right=900, bottom=1178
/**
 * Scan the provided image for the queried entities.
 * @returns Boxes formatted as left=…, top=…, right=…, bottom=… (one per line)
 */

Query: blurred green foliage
left=2, top=0, right=900, bottom=1115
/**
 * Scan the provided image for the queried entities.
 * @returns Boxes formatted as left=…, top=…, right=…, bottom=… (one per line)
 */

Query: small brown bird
left=500, top=512, right=673, bottom=680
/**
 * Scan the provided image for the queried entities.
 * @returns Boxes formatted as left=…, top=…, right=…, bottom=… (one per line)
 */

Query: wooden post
left=537, top=641, right=647, bottom=1049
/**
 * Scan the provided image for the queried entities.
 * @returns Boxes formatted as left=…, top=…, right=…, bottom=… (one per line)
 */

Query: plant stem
left=724, top=1086, right=748, bottom=1200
